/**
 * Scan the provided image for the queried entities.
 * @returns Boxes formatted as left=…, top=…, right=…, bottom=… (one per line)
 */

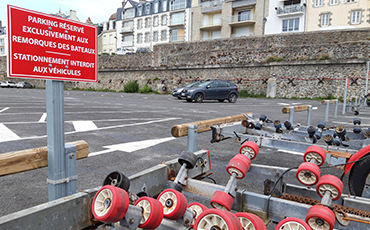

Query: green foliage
left=239, top=89, right=265, bottom=98
left=139, top=84, right=153, bottom=93
left=266, top=56, right=283, bottom=62
left=319, top=54, right=331, bottom=60
left=123, top=81, right=139, bottom=93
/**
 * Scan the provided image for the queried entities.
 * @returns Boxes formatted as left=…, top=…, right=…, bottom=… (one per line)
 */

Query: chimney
left=122, top=0, right=125, bottom=6
left=69, top=10, right=77, bottom=21
left=0, top=20, right=2, bottom=27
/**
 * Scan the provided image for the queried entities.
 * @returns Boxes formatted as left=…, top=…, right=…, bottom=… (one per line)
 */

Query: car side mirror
left=206, top=85, right=210, bottom=89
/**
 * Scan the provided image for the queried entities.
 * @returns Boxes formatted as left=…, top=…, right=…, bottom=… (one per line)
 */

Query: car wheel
left=228, top=93, right=237, bottom=103
left=195, top=93, right=204, bottom=103
left=218, top=99, right=225, bottom=102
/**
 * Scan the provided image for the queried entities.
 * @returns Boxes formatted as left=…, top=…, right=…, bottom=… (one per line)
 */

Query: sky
left=0, top=0, right=123, bottom=26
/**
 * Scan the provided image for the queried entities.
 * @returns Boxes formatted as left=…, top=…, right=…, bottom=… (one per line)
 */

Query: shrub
left=123, top=81, right=139, bottom=93
left=139, top=84, right=153, bottom=93
left=239, top=89, right=265, bottom=98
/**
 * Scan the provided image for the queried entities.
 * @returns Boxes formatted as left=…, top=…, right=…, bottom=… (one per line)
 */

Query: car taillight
left=236, top=87, right=238, bottom=91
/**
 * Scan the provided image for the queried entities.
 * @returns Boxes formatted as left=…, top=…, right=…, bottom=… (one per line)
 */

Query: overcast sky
left=1, top=0, right=123, bottom=26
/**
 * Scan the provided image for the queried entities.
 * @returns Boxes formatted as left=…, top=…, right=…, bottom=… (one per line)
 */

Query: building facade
left=265, top=0, right=306, bottom=35
left=99, top=14, right=117, bottom=54
left=191, top=0, right=268, bottom=41
left=305, top=0, right=369, bottom=31
left=0, top=21, right=7, bottom=57
left=115, top=0, right=192, bottom=52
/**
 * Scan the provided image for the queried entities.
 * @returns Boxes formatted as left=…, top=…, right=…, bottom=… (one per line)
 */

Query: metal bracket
left=119, top=205, right=142, bottom=229
left=47, top=175, right=77, bottom=185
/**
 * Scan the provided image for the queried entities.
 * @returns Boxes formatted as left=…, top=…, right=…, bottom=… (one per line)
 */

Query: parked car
left=16, top=82, right=33, bottom=88
left=0, top=81, right=17, bottom=88
left=172, top=82, right=202, bottom=99
left=136, top=47, right=151, bottom=53
left=116, top=48, right=135, bottom=55
left=182, top=80, right=238, bottom=103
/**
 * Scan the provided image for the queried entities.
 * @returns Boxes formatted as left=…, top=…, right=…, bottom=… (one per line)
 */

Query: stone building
left=98, top=13, right=118, bottom=54
left=115, top=0, right=193, bottom=52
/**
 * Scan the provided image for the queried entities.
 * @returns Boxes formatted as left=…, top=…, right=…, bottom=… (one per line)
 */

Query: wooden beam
left=321, top=100, right=337, bottom=105
left=0, top=140, right=89, bottom=176
left=171, top=113, right=252, bottom=137
left=282, top=105, right=310, bottom=114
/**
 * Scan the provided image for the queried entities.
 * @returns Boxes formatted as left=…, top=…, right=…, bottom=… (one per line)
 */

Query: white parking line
left=38, top=113, right=47, bottom=122
left=278, top=103, right=290, bottom=106
left=0, top=123, right=20, bottom=142
left=73, top=121, right=98, bottom=132
left=0, top=107, right=9, bottom=113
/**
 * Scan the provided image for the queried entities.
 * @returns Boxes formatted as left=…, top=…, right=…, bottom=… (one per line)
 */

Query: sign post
left=7, top=5, right=97, bottom=201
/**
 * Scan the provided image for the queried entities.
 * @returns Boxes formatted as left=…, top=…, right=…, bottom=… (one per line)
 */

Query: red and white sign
left=7, top=5, right=98, bottom=82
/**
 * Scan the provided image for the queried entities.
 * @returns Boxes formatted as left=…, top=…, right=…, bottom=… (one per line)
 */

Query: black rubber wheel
left=228, top=93, right=237, bottom=103
left=348, top=154, right=370, bottom=196
left=103, top=171, right=130, bottom=192
left=163, top=180, right=183, bottom=192
left=178, top=150, right=198, bottom=169
left=218, top=99, right=225, bottom=102
left=186, top=99, right=192, bottom=102
left=195, top=93, right=204, bottom=103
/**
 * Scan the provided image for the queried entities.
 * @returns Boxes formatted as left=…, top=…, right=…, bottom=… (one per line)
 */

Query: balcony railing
left=121, top=41, right=133, bottom=46
left=121, top=26, right=134, bottom=33
left=228, top=14, right=255, bottom=23
left=201, top=0, right=223, bottom=9
left=170, top=18, right=185, bottom=26
left=170, top=35, right=185, bottom=42
left=231, top=32, right=254, bottom=37
left=276, top=4, right=304, bottom=15
left=200, top=19, right=222, bottom=27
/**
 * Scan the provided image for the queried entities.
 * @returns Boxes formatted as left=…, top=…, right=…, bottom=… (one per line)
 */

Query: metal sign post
left=342, top=78, right=349, bottom=115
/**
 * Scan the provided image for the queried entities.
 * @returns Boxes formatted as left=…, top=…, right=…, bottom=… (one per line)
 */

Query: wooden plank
left=321, top=100, right=337, bottom=105
left=0, top=140, right=89, bottom=176
left=171, top=113, right=252, bottom=137
left=282, top=105, right=310, bottom=114
left=326, top=150, right=352, bottom=159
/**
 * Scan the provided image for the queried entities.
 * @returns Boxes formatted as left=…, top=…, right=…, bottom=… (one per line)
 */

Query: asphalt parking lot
left=0, top=88, right=369, bottom=229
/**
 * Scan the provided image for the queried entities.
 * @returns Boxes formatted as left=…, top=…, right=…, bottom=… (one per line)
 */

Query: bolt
left=65, top=30, right=68, bottom=34
left=204, top=160, right=207, bottom=164
left=65, top=66, right=69, bottom=69
left=49, top=64, right=52, bottom=67
left=184, top=219, right=190, bottom=224
left=235, top=187, right=238, bottom=191
left=129, top=218, right=134, bottom=224
left=48, top=27, right=52, bottom=30
left=69, top=154, right=75, bottom=159
left=276, top=172, right=280, bottom=176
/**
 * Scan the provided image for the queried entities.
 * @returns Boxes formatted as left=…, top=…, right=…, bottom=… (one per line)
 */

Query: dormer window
left=154, top=1, right=159, bottom=13
left=146, top=3, right=151, bottom=14
left=123, top=8, right=135, bottom=19
left=170, top=0, right=186, bottom=11
left=138, top=5, right=143, bottom=16
left=162, top=0, right=167, bottom=11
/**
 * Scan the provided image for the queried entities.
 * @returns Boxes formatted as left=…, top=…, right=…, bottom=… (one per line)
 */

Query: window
left=145, top=32, right=150, bottom=42
left=282, top=18, right=300, bottom=32
left=161, top=30, right=167, bottom=40
left=321, top=14, right=330, bottom=27
left=109, top=35, right=113, bottom=44
left=0, top=38, right=4, bottom=46
left=161, top=15, right=167, bottom=25
left=171, top=12, right=184, bottom=25
left=138, top=5, right=143, bottom=16
left=351, top=10, right=361, bottom=24
left=145, top=18, right=151, bottom=28
left=238, top=11, right=251, bottom=22
left=170, top=0, right=186, bottom=11
left=137, top=34, right=143, bottom=43
left=153, top=16, right=159, bottom=26
left=154, top=1, right=159, bottom=13
left=314, top=0, right=323, bottom=7
left=123, top=8, right=135, bottom=19
left=162, top=0, right=167, bottom=11
left=153, top=31, right=159, bottom=42
left=137, top=19, right=143, bottom=29
left=0, top=47, right=4, bottom=54
left=122, top=35, right=133, bottom=45
left=212, top=31, right=221, bottom=39
left=146, top=4, right=151, bottom=14
left=171, top=28, right=184, bottom=41
left=103, top=35, right=107, bottom=44
left=329, top=0, right=338, bottom=5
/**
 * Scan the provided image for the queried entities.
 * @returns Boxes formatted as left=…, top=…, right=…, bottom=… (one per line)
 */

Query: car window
left=208, top=81, right=218, bottom=88
left=219, top=81, right=230, bottom=87
left=198, top=82, right=210, bottom=87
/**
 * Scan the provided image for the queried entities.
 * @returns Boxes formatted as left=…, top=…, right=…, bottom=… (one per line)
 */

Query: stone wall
left=1, top=28, right=370, bottom=98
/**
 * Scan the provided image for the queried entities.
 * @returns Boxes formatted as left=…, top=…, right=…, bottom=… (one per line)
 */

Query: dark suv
left=182, top=80, right=238, bottom=103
